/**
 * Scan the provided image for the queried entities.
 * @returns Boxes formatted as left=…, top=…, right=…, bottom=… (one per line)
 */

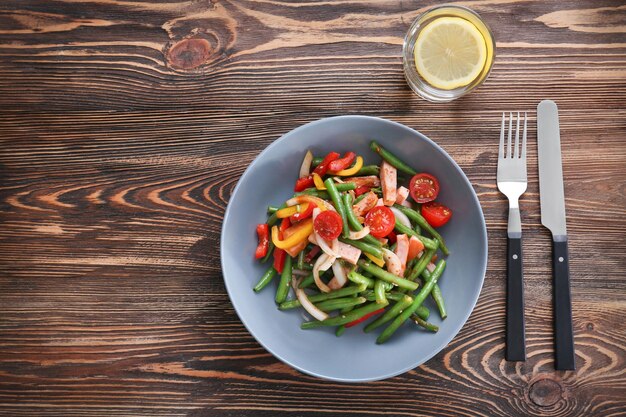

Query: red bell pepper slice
left=273, top=219, right=291, bottom=273
left=290, top=202, right=316, bottom=223
left=328, top=152, right=356, bottom=172
left=354, top=185, right=371, bottom=197
left=344, top=308, right=385, bottom=328
left=312, top=152, right=340, bottom=177
left=294, top=176, right=315, bottom=192
left=387, top=230, right=397, bottom=245
left=303, top=245, right=321, bottom=263
left=255, top=224, right=269, bottom=259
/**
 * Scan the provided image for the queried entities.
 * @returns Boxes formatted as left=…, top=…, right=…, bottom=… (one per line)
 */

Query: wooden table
left=1, top=1, right=625, bottom=416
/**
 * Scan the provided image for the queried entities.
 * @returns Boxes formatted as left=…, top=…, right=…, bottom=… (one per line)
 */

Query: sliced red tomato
left=313, top=210, right=343, bottom=241
left=354, top=185, right=371, bottom=197
left=255, top=224, right=269, bottom=259
left=386, top=230, right=397, bottom=245
left=289, top=202, right=316, bottom=223
left=312, top=152, right=340, bottom=177
left=344, top=308, right=385, bottom=328
left=409, top=173, right=440, bottom=203
left=421, top=202, right=452, bottom=227
left=294, top=176, right=314, bottom=192
left=364, top=206, right=395, bottom=238
left=328, top=152, right=356, bottom=172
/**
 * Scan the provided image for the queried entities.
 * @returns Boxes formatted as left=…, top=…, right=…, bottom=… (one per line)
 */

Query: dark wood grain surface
left=1, top=1, right=625, bottom=416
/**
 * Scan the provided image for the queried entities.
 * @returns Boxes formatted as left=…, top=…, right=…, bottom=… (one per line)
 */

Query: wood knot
left=166, top=38, right=212, bottom=70
left=529, top=378, right=563, bottom=407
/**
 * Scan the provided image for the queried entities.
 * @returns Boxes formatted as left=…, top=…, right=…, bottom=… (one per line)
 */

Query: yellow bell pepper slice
left=365, top=252, right=385, bottom=267
left=333, top=156, right=364, bottom=176
left=271, top=218, right=313, bottom=249
left=275, top=203, right=310, bottom=219
left=313, top=173, right=326, bottom=190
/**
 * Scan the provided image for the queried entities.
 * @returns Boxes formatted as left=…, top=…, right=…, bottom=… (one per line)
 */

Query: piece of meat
left=352, top=191, right=377, bottom=217
left=380, top=161, right=397, bottom=206
left=345, top=175, right=380, bottom=188
left=335, top=241, right=362, bottom=265
left=394, top=234, right=409, bottom=275
left=407, top=236, right=425, bottom=261
left=396, top=186, right=410, bottom=204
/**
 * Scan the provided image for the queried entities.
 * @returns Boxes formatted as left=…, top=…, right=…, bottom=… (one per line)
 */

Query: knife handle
left=506, top=236, right=526, bottom=361
left=553, top=239, right=576, bottom=370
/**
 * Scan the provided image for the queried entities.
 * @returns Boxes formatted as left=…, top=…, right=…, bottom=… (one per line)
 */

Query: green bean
left=353, top=193, right=368, bottom=204
left=370, top=141, right=417, bottom=176
left=370, top=187, right=382, bottom=196
left=394, top=221, right=438, bottom=250
left=393, top=204, right=449, bottom=255
left=339, top=238, right=383, bottom=259
left=347, top=271, right=375, bottom=288
left=297, top=251, right=305, bottom=270
left=295, top=189, right=330, bottom=199
left=414, top=222, right=421, bottom=236
left=253, top=266, right=276, bottom=292
left=312, top=157, right=323, bottom=167
left=355, top=165, right=380, bottom=176
left=357, top=260, right=419, bottom=291
left=377, top=259, right=446, bottom=344
left=412, top=315, right=439, bottom=332
left=422, top=269, right=447, bottom=319
left=342, top=194, right=382, bottom=248
left=301, top=301, right=389, bottom=329
left=362, top=292, right=429, bottom=319
left=324, top=178, right=350, bottom=238
left=267, top=206, right=279, bottom=214
left=275, top=256, right=293, bottom=304
left=404, top=258, right=418, bottom=278
left=335, top=325, right=347, bottom=337
left=279, top=284, right=367, bottom=310
left=267, top=203, right=287, bottom=226
left=260, top=239, right=275, bottom=263
left=298, top=272, right=315, bottom=289
left=374, top=280, right=387, bottom=305
left=315, top=296, right=366, bottom=312
left=364, top=295, right=413, bottom=333
left=407, top=247, right=437, bottom=282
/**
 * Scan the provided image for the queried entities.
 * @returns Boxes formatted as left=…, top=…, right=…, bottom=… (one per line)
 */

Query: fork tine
left=514, top=111, right=520, bottom=158
left=499, top=112, right=505, bottom=159
left=507, top=112, right=513, bottom=158
left=521, top=112, right=527, bottom=159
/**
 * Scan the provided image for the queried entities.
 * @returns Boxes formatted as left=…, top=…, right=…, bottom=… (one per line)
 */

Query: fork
left=497, top=112, right=528, bottom=362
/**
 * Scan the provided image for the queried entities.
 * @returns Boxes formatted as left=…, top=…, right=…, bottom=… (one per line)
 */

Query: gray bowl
left=221, top=116, right=487, bottom=382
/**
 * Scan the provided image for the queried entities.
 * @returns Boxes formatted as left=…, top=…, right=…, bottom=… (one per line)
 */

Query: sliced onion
left=313, top=253, right=334, bottom=293
left=390, top=206, right=411, bottom=229
left=348, top=226, right=371, bottom=240
left=400, top=199, right=413, bottom=208
left=286, top=195, right=335, bottom=211
left=426, top=262, right=436, bottom=273
left=299, top=150, right=313, bottom=178
left=333, top=177, right=345, bottom=184
left=312, top=208, right=340, bottom=258
left=296, top=287, right=329, bottom=321
left=382, top=248, right=403, bottom=277
left=329, top=260, right=348, bottom=289
left=292, top=269, right=311, bottom=277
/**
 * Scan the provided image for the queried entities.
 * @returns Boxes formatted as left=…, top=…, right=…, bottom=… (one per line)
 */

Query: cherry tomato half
left=421, top=202, right=452, bottom=227
left=364, top=206, right=395, bottom=238
left=314, top=210, right=343, bottom=241
left=409, top=173, right=440, bottom=203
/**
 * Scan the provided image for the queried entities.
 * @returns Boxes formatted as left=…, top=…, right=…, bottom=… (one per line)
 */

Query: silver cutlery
left=537, top=100, right=576, bottom=370
left=497, top=111, right=528, bottom=361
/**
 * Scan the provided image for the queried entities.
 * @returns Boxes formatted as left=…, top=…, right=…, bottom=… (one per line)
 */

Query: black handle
left=506, top=237, right=526, bottom=361
left=553, top=239, right=575, bottom=370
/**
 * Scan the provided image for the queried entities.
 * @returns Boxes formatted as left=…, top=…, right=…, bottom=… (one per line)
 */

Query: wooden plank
left=0, top=0, right=625, bottom=416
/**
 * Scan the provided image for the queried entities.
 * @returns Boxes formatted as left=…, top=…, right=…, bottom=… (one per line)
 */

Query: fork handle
left=506, top=236, right=526, bottom=361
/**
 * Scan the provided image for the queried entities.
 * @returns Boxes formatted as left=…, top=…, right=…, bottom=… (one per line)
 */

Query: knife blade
left=537, top=99, right=576, bottom=370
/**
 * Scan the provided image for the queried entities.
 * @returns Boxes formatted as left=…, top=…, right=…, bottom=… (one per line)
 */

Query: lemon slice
left=414, top=17, right=487, bottom=90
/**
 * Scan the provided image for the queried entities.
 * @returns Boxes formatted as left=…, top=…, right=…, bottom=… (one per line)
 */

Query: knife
left=537, top=100, right=576, bottom=370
